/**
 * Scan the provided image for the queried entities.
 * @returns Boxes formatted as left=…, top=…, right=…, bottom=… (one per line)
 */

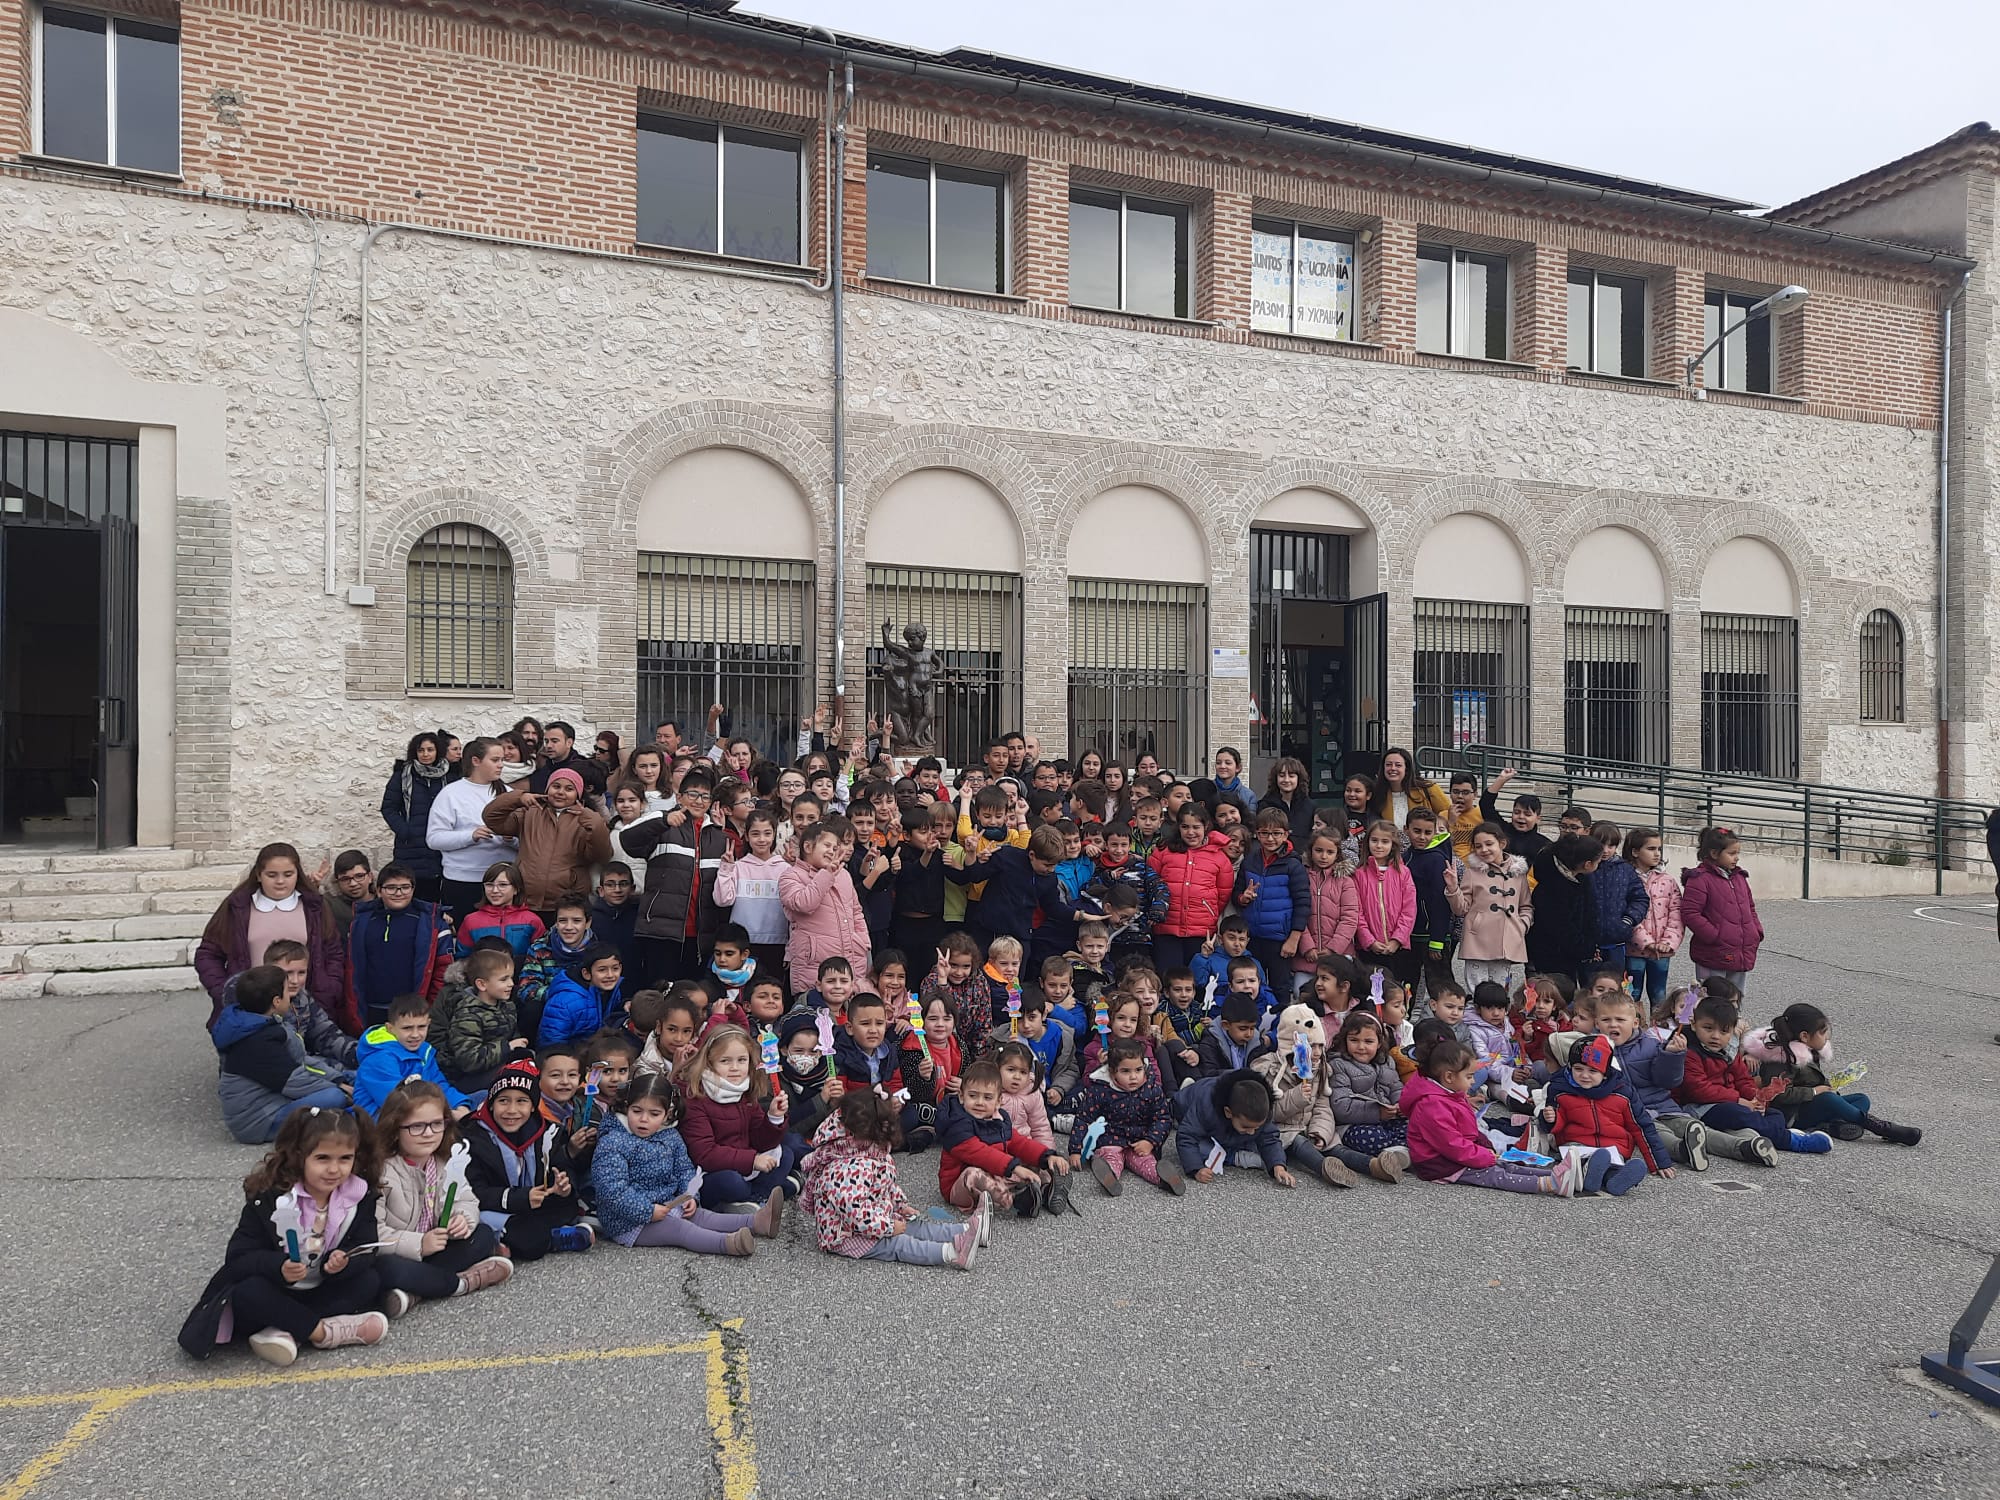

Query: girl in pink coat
left=1622, top=825, right=1683, bottom=1006
left=1351, top=820, right=1415, bottom=979
left=779, top=826, right=872, bottom=1001
left=1402, top=1034, right=1577, bottom=1196
left=1292, top=831, right=1361, bottom=983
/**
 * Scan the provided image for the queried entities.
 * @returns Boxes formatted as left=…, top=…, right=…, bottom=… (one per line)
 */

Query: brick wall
left=0, top=0, right=1954, bottom=425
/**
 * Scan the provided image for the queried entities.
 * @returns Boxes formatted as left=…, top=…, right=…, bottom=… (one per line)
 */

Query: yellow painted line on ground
left=0, top=1329, right=758, bottom=1498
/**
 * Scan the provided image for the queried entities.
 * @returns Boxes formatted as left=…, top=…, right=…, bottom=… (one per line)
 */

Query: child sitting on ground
left=1673, top=989, right=1825, bottom=1162
left=1597, top=987, right=1709, bottom=1170
left=801, top=1090, right=981, bottom=1269
left=1325, top=1009, right=1414, bottom=1182
left=436, top=945, right=525, bottom=1094
left=1035, top=952, right=1088, bottom=1040
left=1196, top=990, right=1273, bottom=1077
left=1191, top=915, right=1277, bottom=1014
left=1249, top=1005, right=1362, bottom=1189
left=832, top=992, right=915, bottom=1138
left=938, top=1060, right=1068, bottom=1216
left=518, top=892, right=600, bottom=1036
left=1066, top=1036, right=1177, bottom=1195
left=981, top=934, right=1028, bottom=1039
left=680, top=1024, right=802, bottom=1208
left=211, top=964, right=354, bottom=1144
left=370, top=1080, right=513, bottom=1312
left=988, top=989, right=1078, bottom=1105
left=1742, top=1002, right=1921, bottom=1146
left=636, top=986, right=704, bottom=1081
left=1067, top=922, right=1116, bottom=1016
left=181, top=1107, right=388, bottom=1365
left=901, top=991, right=964, bottom=1142
left=1174, top=1068, right=1292, bottom=1186
left=1402, top=1035, right=1577, bottom=1196
left=591, top=1073, right=781, bottom=1256
left=919, top=932, right=987, bottom=1040
left=1462, top=981, right=1514, bottom=1095
left=1079, top=989, right=1175, bottom=1090
left=463, top=1057, right=594, bottom=1259
left=807, top=956, right=858, bottom=1020
left=1540, top=1034, right=1659, bottom=1195
left=353, top=993, right=473, bottom=1120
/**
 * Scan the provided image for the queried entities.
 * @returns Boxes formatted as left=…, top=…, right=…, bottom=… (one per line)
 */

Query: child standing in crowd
left=455, top=862, right=543, bottom=961
left=1623, top=826, right=1681, bottom=1005
left=592, top=1075, right=781, bottom=1256
left=1447, top=823, right=1531, bottom=994
left=1148, top=804, right=1235, bottom=971
left=182, top=1107, right=388, bottom=1364
left=802, top=1091, right=981, bottom=1268
left=343, top=865, right=452, bottom=1032
left=1587, top=822, right=1648, bottom=978
left=1352, top=820, right=1415, bottom=984
left=1525, top=833, right=1606, bottom=982
left=1681, top=827, right=1763, bottom=992
left=781, top=826, right=873, bottom=1001
left=1235, top=809, right=1309, bottom=999
left=1400, top=807, right=1455, bottom=999
left=1293, top=832, right=1359, bottom=987
left=371, top=1081, right=513, bottom=1310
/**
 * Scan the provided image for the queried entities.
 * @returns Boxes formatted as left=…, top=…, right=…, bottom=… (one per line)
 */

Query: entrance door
left=98, top=514, right=138, bottom=848
left=1343, top=592, right=1389, bottom=785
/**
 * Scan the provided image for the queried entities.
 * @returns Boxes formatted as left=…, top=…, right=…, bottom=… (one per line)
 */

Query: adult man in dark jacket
left=528, top=721, right=607, bottom=800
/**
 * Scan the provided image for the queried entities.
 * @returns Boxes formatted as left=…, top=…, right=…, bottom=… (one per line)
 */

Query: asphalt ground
left=2, top=894, right=1998, bottom=1500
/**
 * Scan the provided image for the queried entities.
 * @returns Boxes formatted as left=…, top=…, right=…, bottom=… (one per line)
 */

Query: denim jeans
left=1793, top=1091, right=1871, bottom=1130
left=1625, top=955, right=1671, bottom=1005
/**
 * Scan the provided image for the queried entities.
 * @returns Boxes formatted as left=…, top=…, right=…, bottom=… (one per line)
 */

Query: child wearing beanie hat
left=462, top=1056, right=596, bottom=1257
left=1540, top=1033, right=1658, bottom=1196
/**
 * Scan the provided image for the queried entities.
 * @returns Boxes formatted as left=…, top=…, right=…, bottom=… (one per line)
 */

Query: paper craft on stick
left=905, top=996, right=930, bottom=1061
left=1369, top=970, right=1384, bottom=1006
left=437, top=1140, right=472, bottom=1229
left=1204, top=1142, right=1227, bottom=1174
left=759, top=1025, right=783, bottom=1081
left=1006, top=988, right=1022, bottom=1037
left=1292, top=1033, right=1313, bottom=1081
left=1093, top=997, right=1110, bottom=1043
left=577, top=1065, right=601, bottom=1131
left=272, top=1194, right=305, bottom=1263
left=814, top=1010, right=837, bottom=1084
left=1076, top=1117, right=1106, bottom=1161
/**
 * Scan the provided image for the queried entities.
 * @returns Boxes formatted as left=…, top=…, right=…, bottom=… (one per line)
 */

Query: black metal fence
left=1413, top=599, right=1530, bottom=752
left=864, top=565, right=1021, bottom=766
left=1700, top=611, right=1799, bottom=778
left=1068, top=578, right=1207, bottom=774
left=408, top=523, right=514, bottom=692
left=637, top=553, right=814, bottom=765
left=1564, top=606, right=1670, bottom=765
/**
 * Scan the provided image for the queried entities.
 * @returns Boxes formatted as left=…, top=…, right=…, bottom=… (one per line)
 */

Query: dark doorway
left=2, top=528, right=100, bottom=843
left=1250, top=528, right=1386, bottom=799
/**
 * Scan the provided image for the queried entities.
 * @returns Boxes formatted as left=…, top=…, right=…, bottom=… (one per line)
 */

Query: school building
left=0, top=0, right=1993, bottom=857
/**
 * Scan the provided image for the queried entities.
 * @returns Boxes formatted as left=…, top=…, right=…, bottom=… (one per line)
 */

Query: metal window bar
left=0, top=431, right=136, bottom=527
left=1700, top=612, right=1799, bottom=778
left=406, top=524, right=513, bottom=692
left=637, top=553, right=814, bottom=766
left=1563, top=607, right=1669, bottom=766
left=1859, top=609, right=1905, bottom=723
left=1067, top=578, right=1208, bottom=775
left=864, top=565, right=1021, bottom=766
left=1249, top=528, right=1350, bottom=760
left=1413, top=600, right=1530, bottom=753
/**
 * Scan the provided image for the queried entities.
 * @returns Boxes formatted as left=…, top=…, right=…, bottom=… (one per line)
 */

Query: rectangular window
left=1413, top=600, right=1530, bottom=751
left=637, top=116, right=802, bottom=265
left=1416, top=244, right=1509, bottom=359
left=864, top=566, right=1022, bottom=766
left=1068, top=188, right=1190, bottom=319
left=1700, top=612, right=1799, bottom=777
left=1250, top=219, right=1356, bottom=340
left=37, top=7, right=180, bottom=174
left=866, top=153, right=1007, bottom=293
left=1703, top=291, right=1775, bottom=394
left=637, top=555, right=814, bottom=766
left=1068, top=580, right=1209, bottom=776
left=1563, top=607, right=1669, bottom=764
left=1567, top=268, right=1648, bottom=377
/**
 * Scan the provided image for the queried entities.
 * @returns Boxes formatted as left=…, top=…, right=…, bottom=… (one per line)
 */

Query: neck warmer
left=712, top=961, right=755, bottom=987
left=498, top=760, right=535, bottom=785
left=701, top=1072, right=750, bottom=1105
left=398, top=756, right=449, bottom=817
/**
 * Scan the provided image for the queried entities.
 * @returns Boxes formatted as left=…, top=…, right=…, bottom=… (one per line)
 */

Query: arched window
left=1859, top=609, right=1905, bottom=723
left=407, top=524, right=513, bottom=691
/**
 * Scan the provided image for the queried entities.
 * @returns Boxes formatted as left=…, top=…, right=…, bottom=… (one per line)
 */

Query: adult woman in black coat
left=382, top=731, right=450, bottom=900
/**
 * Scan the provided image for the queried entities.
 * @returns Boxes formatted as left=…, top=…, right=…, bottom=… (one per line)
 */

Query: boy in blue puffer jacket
left=344, top=865, right=454, bottom=1031
left=352, top=992, right=473, bottom=1118
left=1587, top=821, right=1649, bottom=975
left=537, top=945, right=627, bottom=1047
left=1234, top=810, right=1310, bottom=1000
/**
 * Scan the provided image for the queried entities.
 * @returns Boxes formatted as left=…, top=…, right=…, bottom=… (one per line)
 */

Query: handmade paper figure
left=814, top=1009, right=838, bottom=1084
left=272, top=1193, right=305, bottom=1264
left=1076, top=1117, right=1106, bottom=1161
left=1292, top=1033, right=1313, bottom=1081
left=577, top=1064, right=602, bottom=1131
left=1369, top=970, right=1384, bottom=1007
left=1094, top=997, right=1110, bottom=1044
left=759, top=1025, right=783, bottom=1081
left=437, top=1139, right=472, bottom=1229
left=905, top=996, right=930, bottom=1061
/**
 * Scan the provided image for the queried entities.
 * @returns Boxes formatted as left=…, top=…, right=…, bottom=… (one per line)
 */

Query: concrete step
left=114, top=912, right=209, bottom=940
left=44, top=966, right=202, bottom=996
left=0, top=919, right=119, bottom=945
left=8, top=872, right=141, bottom=896
left=21, top=938, right=191, bottom=972
left=0, top=894, right=149, bottom=920
left=47, top=849, right=195, bottom=873
left=135, top=868, right=242, bottom=892
left=145, top=890, right=229, bottom=915
left=197, top=849, right=265, bottom=868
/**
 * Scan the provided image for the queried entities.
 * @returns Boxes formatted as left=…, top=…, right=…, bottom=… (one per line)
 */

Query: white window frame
left=636, top=114, right=808, bottom=267
left=1417, top=243, right=1513, bottom=359
left=1567, top=266, right=1649, bottom=377
left=866, top=152, right=1011, bottom=293
left=1250, top=217, right=1357, bottom=341
left=1068, top=188, right=1193, bottom=319
left=1703, top=289, right=1776, bottom=394
left=32, top=3, right=182, bottom=174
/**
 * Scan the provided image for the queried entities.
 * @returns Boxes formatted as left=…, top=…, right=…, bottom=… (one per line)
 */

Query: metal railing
left=1415, top=743, right=1993, bottom=898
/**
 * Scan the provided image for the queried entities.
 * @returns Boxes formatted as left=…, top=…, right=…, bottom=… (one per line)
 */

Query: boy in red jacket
left=1542, top=1034, right=1658, bottom=1196
left=936, top=1060, right=1067, bottom=1214
left=1672, top=992, right=1817, bottom=1161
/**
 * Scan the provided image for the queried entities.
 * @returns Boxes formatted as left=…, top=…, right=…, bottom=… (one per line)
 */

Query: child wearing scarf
left=461, top=1057, right=595, bottom=1258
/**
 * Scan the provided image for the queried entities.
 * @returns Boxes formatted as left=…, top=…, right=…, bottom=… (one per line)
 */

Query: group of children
left=187, top=730, right=1920, bottom=1365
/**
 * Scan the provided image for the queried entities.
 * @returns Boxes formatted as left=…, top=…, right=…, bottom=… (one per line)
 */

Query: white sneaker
left=951, top=1223, right=979, bottom=1271
left=975, top=1191, right=993, bottom=1247
left=381, top=1289, right=416, bottom=1320
left=1682, top=1121, right=1710, bottom=1172
left=247, top=1328, right=297, bottom=1367
left=1553, top=1153, right=1583, bottom=1198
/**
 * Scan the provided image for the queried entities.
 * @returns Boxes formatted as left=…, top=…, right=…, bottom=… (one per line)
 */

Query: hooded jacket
left=799, top=1109, right=921, bottom=1256
left=1447, top=853, right=1532, bottom=963
left=1352, top=857, right=1417, bottom=951
left=1400, top=1070, right=1496, bottom=1179
left=619, top=813, right=734, bottom=944
left=1234, top=840, right=1310, bottom=943
left=376, top=1151, right=478, bottom=1260
left=344, top=898, right=453, bottom=1030
left=1403, top=830, right=1455, bottom=944
left=1613, top=1030, right=1687, bottom=1119
left=352, top=1025, right=472, bottom=1118
left=537, top=969, right=624, bottom=1048
left=1172, top=1068, right=1284, bottom=1174
left=589, top=1116, right=700, bottom=1242
left=183, top=1182, right=380, bottom=1353
left=1084, top=854, right=1169, bottom=944
left=481, top=790, right=613, bottom=912
left=1062, top=1064, right=1173, bottom=1151
left=1250, top=1050, right=1337, bottom=1149
left=1148, top=830, right=1237, bottom=938
left=779, top=861, right=873, bottom=1000
left=1740, top=1025, right=1832, bottom=1119
left=1324, top=1050, right=1404, bottom=1127
left=211, top=1003, right=350, bottom=1145
left=987, top=1016, right=1080, bottom=1100
left=195, top=886, right=347, bottom=1028
left=1629, top=866, right=1684, bottom=958
left=1589, top=854, right=1650, bottom=950
left=1675, top=1038, right=1761, bottom=1112
left=1548, top=1072, right=1661, bottom=1172
left=936, top=1094, right=1050, bottom=1197
left=1524, top=848, right=1599, bottom=975
left=1679, top=861, right=1763, bottom=972
left=515, top=925, right=597, bottom=1036
left=1294, top=861, right=1360, bottom=970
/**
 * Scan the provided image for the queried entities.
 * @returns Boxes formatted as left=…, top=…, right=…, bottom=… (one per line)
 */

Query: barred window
left=1564, top=607, right=1669, bottom=764
left=1068, top=579, right=1208, bottom=776
left=1413, top=600, right=1530, bottom=752
left=864, top=566, right=1022, bottom=766
left=1858, top=609, right=1905, bottom=723
left=1700, top=612, right=1798, bottom=778
left=407, top=524, right=513, bottom=692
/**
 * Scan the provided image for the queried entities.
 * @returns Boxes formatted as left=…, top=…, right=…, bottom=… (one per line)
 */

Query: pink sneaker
left=454, top=1256, right=514, bottom=1296
left=949, top=1223, right=979, bottom=1270
left=313, top=1311, right=388, bottom=1350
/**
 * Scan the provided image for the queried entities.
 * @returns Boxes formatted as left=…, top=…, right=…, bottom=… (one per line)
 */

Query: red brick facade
left=0, top=0, right=1957, bottom=425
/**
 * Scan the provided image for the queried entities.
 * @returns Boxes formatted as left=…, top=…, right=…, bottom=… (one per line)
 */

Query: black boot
left=1861, top=1113, right=1922, bottom=1146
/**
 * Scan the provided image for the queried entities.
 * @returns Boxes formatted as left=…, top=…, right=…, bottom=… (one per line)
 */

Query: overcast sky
left=758, top=0, right=1996, bottom=209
